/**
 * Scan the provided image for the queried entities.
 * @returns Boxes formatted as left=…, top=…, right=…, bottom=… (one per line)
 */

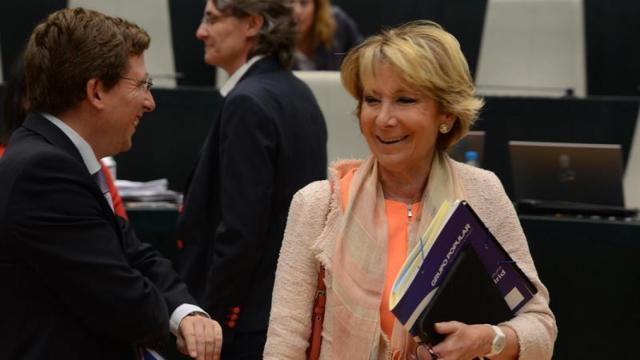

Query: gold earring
left=439, top=124, right=449, bottom=134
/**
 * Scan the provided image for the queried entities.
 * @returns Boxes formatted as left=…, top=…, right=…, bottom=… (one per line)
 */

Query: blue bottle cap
left=464, top=150, right=479, bottom=161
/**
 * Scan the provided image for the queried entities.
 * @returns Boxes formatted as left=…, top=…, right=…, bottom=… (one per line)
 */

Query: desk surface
left=521, top=213, right=640, bottom=225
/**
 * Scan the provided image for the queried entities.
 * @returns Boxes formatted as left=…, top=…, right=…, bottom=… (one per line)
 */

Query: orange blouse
left=380, top=199, right=419, bottom=338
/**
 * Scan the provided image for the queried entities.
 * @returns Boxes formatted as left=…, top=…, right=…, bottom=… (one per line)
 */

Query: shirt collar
left=41, top=112, right=102, bottom=175
left=219, top=55, right=264, bottom=97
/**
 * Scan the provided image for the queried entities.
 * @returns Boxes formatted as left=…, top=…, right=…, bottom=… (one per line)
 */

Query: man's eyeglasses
left=120, top=76, right=153, bottom=91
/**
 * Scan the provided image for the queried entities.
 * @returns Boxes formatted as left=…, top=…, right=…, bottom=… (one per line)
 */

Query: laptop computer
left=508, top=141, right=636, bottom=217
left=448, top=131, right=486, bottom=167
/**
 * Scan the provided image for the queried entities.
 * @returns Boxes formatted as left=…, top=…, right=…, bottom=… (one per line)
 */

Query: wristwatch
left=485, top=325, right=506, bottom=357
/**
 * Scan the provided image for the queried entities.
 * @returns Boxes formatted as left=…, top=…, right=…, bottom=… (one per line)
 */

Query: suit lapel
left=22, top=112, right=117, bottom=221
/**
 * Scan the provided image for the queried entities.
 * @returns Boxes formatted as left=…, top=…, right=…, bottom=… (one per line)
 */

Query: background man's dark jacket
left=176, top=56, right=327, bottom=345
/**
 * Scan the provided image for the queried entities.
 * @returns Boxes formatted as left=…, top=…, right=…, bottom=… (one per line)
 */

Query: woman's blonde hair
left=341, top=20, right=484, bottom=150
left=312, top=0, right=336, bottom=49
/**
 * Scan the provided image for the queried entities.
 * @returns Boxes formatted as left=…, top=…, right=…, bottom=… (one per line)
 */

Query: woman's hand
left=412, top=321, right=495, bottom=360
left=432, top=321, right=494, bottom=358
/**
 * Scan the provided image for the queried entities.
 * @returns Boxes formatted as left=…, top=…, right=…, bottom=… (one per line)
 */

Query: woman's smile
left=376, top=134, right=409, bottom=145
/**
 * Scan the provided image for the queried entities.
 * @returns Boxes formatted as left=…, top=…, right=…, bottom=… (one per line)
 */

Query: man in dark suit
left=175, top=0, right=327, bottom=358
left=0, top=8, right=222, bottom=360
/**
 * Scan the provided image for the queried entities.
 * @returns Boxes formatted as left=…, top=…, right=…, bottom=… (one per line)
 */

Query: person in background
left=292, top=0, right=362, bottom=70
left=1, top=53, right=128, bottom=219
left=0, top=8, right=222, bottom=359
left=264, top=20, right=556, bottom=359
left=175, top=0, right=327, bottom=358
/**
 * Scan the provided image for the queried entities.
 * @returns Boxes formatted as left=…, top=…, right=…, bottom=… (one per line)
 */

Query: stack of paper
left=115, top=178, right=181, bottom=203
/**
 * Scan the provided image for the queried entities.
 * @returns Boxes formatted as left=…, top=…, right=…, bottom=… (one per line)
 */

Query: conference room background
left=1, top=1, right=640, bottom=359
left=1, top=0, right=640, bottom=95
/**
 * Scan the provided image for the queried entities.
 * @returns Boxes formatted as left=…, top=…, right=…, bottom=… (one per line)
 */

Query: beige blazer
left=265, top=159, right=557, bottom=359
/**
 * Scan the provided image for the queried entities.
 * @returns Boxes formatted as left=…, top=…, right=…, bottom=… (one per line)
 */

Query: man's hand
left=176, top=313, right=223, bottom=360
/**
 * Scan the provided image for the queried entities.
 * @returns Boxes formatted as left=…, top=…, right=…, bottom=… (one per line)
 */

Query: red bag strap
left=307, top=267, right=326, bottom=360
left=307, top=180, right=332, bottom=359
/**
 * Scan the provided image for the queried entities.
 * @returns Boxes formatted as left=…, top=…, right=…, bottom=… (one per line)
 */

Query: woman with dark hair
left=0, top=54, right=128, bottom=219
left=292, top=0, right=362, bottom=70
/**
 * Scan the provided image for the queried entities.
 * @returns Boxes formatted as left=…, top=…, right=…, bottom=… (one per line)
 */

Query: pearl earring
left=439, top=124, right=449, bottom=134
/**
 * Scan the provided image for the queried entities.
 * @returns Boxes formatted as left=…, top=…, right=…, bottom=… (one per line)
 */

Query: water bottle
left=101, top=156, right=117, bottom=180
left=464, top=150, right=480, bottom=167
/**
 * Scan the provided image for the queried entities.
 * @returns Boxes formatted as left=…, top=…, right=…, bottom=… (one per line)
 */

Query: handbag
left=306, top=266, right=326, bottom=360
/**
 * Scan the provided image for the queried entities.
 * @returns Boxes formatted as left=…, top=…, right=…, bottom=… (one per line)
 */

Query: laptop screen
left=508, top=141, right=625, bottom=206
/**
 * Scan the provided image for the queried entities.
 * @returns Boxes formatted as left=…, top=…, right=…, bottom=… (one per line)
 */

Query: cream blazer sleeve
left=264, top=180, right=332, bottom=359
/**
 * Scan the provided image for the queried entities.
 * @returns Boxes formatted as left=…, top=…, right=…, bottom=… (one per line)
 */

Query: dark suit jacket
left=0, top=113, right=195, bottom=359
left=176, top=56, right=327, bottom=343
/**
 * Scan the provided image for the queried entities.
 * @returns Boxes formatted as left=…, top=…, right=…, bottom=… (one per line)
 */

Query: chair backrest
left=68, top=0, right=178, bottom=88
left=294, top=71, right=369, bottom=163
left=623, top=109, right=640, bottom=208
left=475, top=0, right=586, bottom=97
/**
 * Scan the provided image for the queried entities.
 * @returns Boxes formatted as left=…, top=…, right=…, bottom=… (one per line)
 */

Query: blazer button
left=227, top=314, right=238, bottom=321
left=227, top=321, right=236, bottom=328
left=231, top=306, right=240, bottom=314
left=176, top=239, right=184, bottom=249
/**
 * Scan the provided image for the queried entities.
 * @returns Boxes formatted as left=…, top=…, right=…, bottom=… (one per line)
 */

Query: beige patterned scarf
left=330, top=152, right=465, bottom=359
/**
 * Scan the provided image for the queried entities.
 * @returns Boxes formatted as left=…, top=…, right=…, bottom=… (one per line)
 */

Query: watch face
left=494, top=334, right=506, bottom=352
left=491, top=325, right=506, bottom=354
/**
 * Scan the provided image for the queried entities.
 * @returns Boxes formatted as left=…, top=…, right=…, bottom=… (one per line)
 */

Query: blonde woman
left=265, top=20, right=556, bottom=359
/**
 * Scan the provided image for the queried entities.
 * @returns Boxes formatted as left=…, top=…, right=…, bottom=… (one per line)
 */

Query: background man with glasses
left=0, top=8, right=222, bottom=360
left=175, top=0, right=327, bottom=358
